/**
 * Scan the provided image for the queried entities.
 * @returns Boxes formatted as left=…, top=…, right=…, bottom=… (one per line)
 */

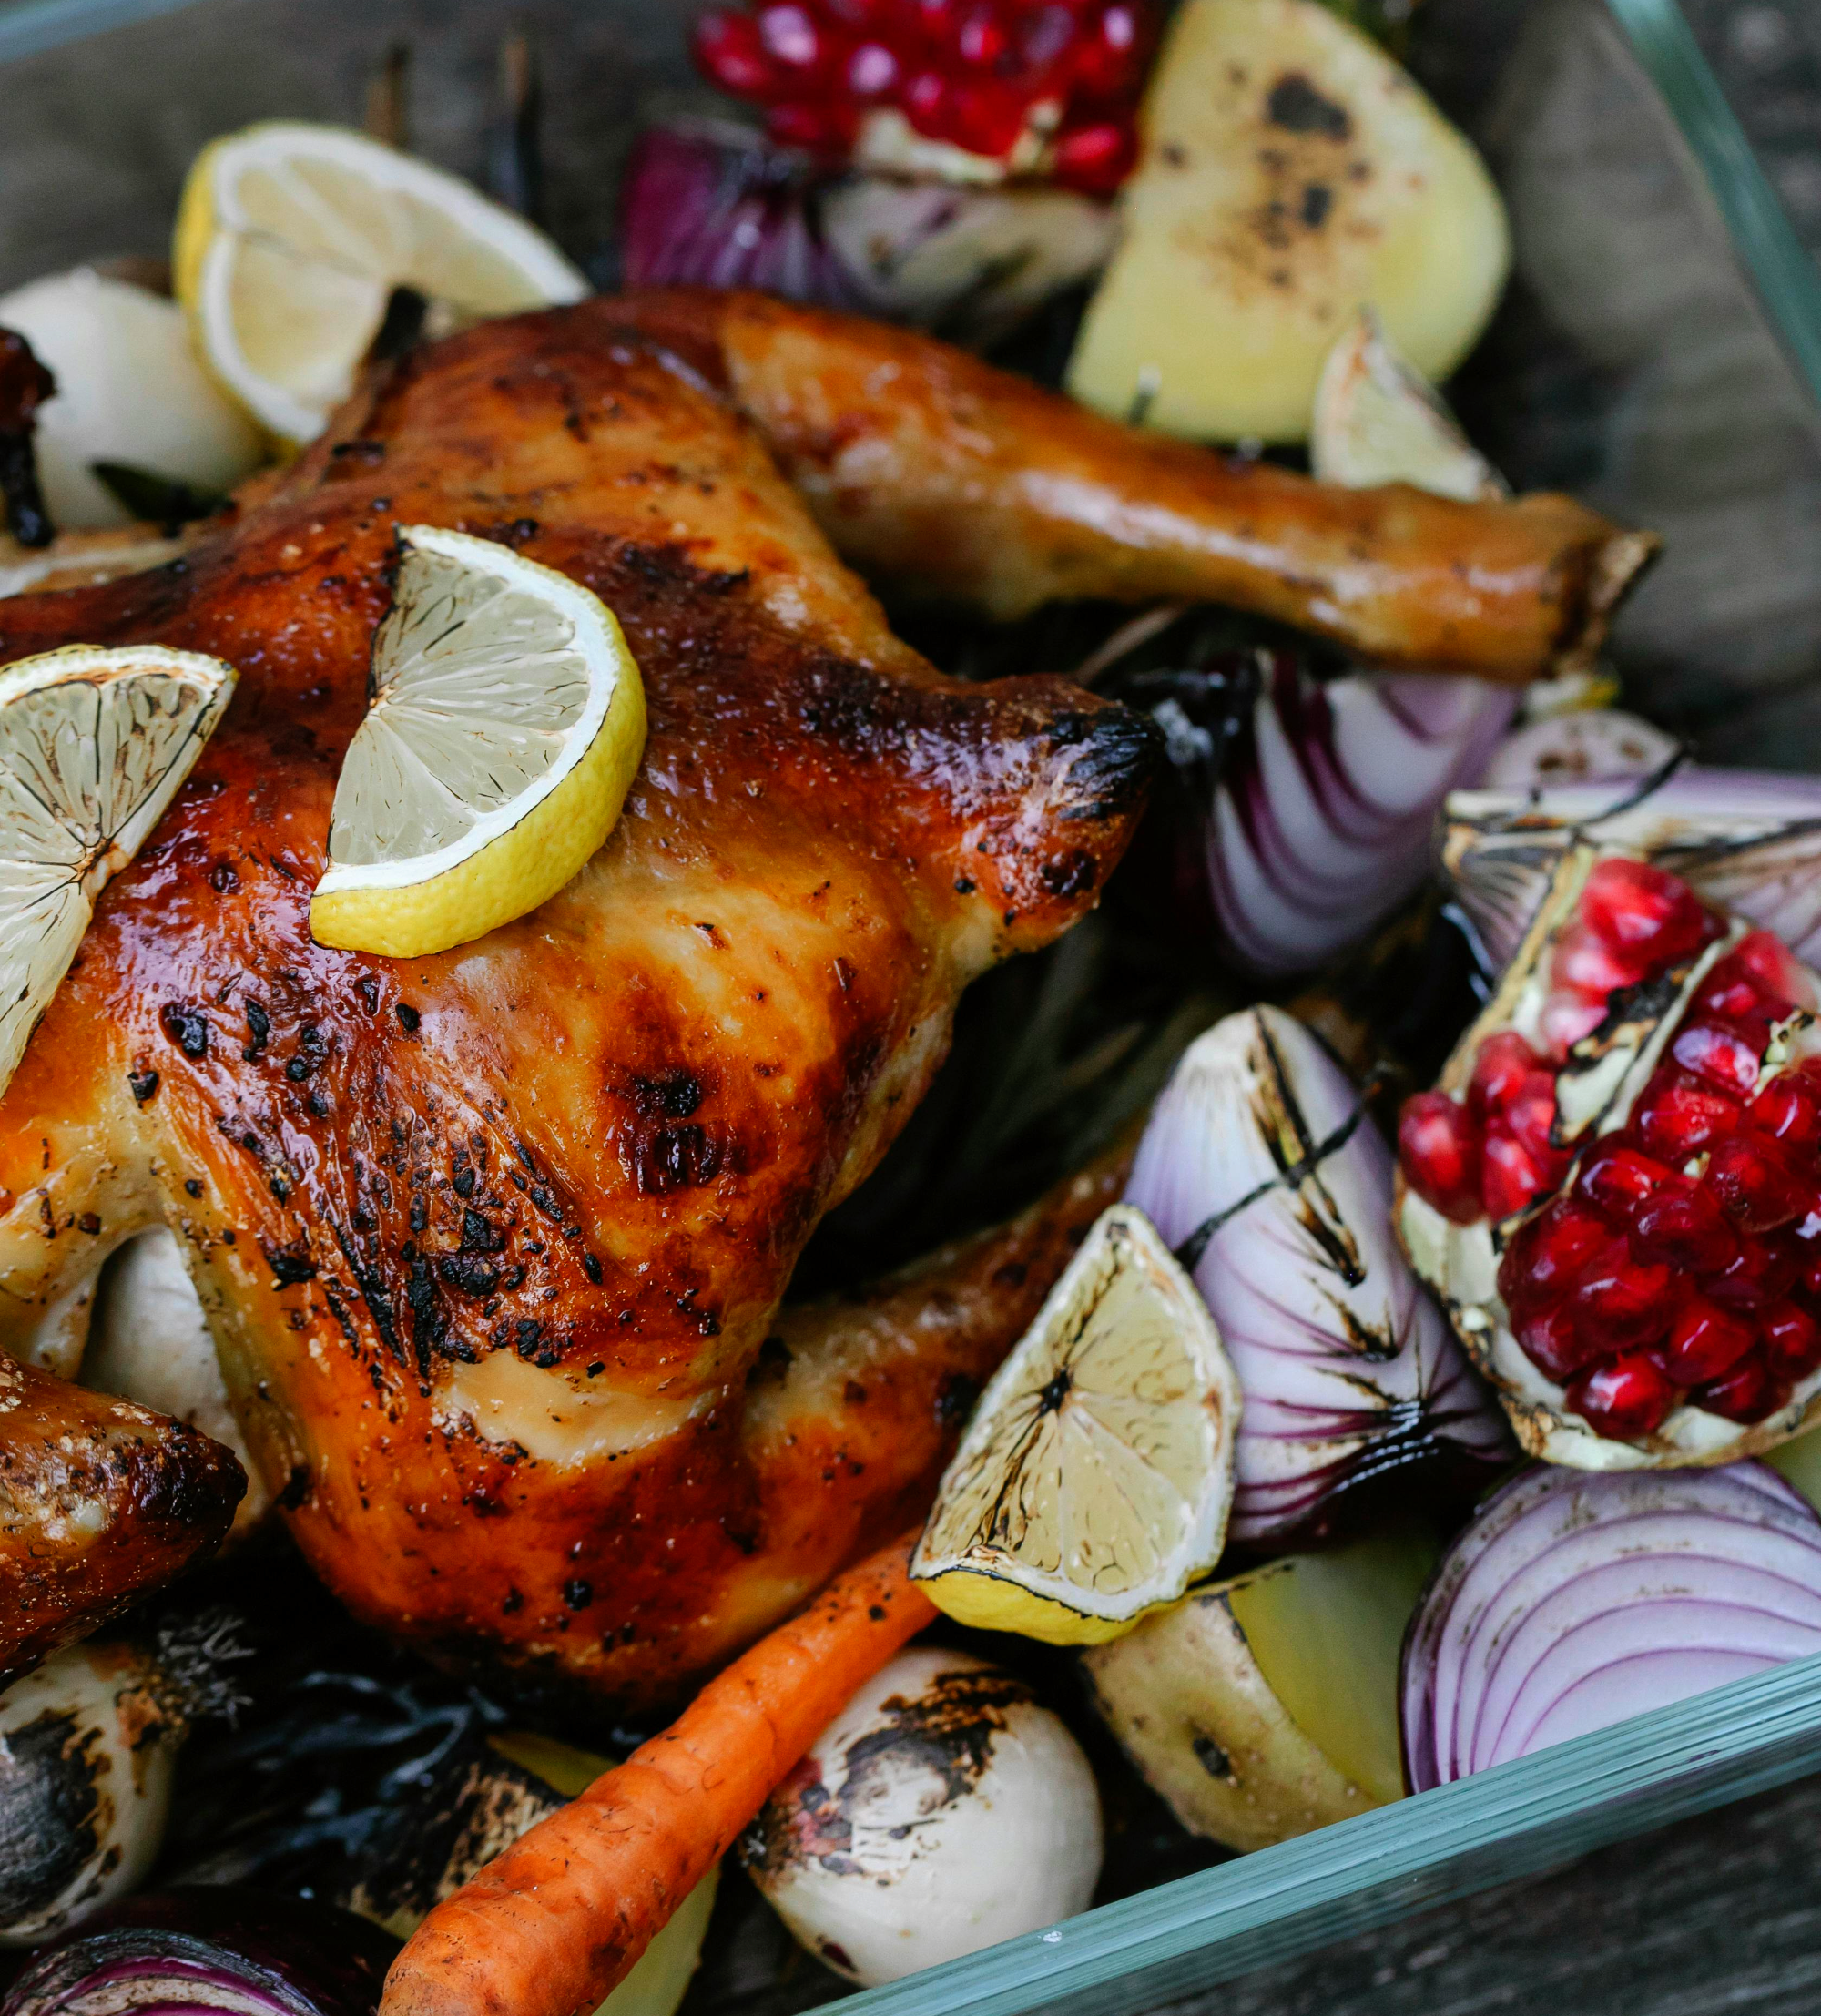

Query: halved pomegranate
left=1397, top=843, right=1821, bottom=1468
left=692, top=0, right=1154, bottom=190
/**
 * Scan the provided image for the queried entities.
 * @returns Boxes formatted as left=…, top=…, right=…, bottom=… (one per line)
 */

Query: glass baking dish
left=5, top=0, right=1821, bottom=2004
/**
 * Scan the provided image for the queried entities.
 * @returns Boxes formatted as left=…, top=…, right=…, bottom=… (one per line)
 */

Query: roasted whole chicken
left=0, top=291, right=1649, bottom=1710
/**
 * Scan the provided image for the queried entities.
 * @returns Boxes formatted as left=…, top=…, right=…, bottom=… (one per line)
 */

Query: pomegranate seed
left=847, top=37, right=901, bottom=92
left=1796, top=1243, right=1821, bottom=1305
left=1696, top=959, right=1776, bottom=1028
left=1538, top=991, right=1605, bottom=1061
left=1692, top=1353, right=1793, bottom=1424
left=768, top=97, right=860, bottom=148
left=1571, top=1238, right=1683, bottom=1350
left=1398, top=1093, right=1482, bottom=1224
left=1575, top=1141, right=1672, bottom=1220
left=1704, top=1232, right=1801, bottom=1309
left=1580, top=857, right=1709, bottom=969
left=954, top=0, right=1011, bottom=66
left=1651, top=1297, right=1756, bottom=1383
left=693, top=7, right=781, bottom=95
left=1752, top=1070, right=1821, bottom=1148
left=1731, top=929, right=1801, bottom=1009
left=1763, top=1300, right=1821, bottom=1380
left=1052, top=117, right=1136, bottom=191
left=1630, top=1180, right=1737, bottom=1274
left=1481, top=1125, right=1554, bottom=1221
left=1070, top=0, right=1144, bottom=93
left=1705, top=1131, right=1808, bottom=1232
left=758, top=1, right=831, bottom=72
left=1019, top=2, right=1079, bottom=76
left=1469, top=1032, right=1541, bottom=1121
left=1565, top=1352, right=1679, bottom=1440
left=1633, top=1070, right=1740, bottom=1163
left=1672, top=1017, right=1765, bottom=1097
left=1514, top=1303, right=1604, bottom=1384
left=900, top=66, right=953, bottom=133
left=948, top=76, right=1033, bottom=154
left=1553, top=920, right=1648, bottom=1002
left=905, top=0, right=960, bottom=42
left=1498, top=1197, right=1612, bottom=1316
left=1504, top=1071, right=1562, bottom=1157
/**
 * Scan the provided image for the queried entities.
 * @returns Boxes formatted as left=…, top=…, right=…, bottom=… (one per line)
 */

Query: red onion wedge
left=1125, top=1006, right=1510, bottom=1548
left=617, top=122, right=1114, bottom=345
left=1195, top=313, right=1515, bottom=976
left=0, top=1889, right=397, bottom=2016
left=1207, top=659, right=1512, bottom=977
left=1400, top=1461, right=1821, bottom=1792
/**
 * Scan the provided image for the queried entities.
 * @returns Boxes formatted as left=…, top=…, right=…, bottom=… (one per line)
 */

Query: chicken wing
left=0, top=1355, right=244, bottom=1685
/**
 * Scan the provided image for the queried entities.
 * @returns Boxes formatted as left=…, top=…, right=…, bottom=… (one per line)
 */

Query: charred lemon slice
left=174, top=121, right=586, bottom=446
left=911, top=1204, right=1242, bottom=1645
left=0, top=644, right=236, bottom=1096
left=309, top=525, right=646, bottom=960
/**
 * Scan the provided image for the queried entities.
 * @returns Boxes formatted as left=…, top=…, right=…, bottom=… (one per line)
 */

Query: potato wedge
left=1067, top=0, right=1509, bottom=442
left=1080, top=1523, right=1434, bottom=1851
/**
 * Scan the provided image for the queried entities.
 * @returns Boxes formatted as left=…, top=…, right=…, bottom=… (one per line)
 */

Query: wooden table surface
left=5, top=0, right=1821, bottom=2009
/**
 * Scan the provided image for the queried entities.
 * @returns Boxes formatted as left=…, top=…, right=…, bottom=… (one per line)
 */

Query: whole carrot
left=380, top=1532, right=937, bottom=2016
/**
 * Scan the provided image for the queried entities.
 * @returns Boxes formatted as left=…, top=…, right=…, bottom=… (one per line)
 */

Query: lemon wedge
left=911, top=1204, right=1242, bottom=1646
left=0, top=644, right=237, bottom=1095
left=309, top=525, right=646, bottom=960
left=174, top=121, right=587, bottom=445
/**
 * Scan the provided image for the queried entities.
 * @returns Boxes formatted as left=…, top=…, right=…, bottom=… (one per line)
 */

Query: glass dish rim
left=5, top=0, right=1821, bottom=2005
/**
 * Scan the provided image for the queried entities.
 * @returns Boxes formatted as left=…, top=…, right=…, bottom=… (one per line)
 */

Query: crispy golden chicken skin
left=0, top=295, right=1155, bottom=1712
left=0, top=291, right=1645, bottom=1711
left=0, top=1356, right=244, bottom=1685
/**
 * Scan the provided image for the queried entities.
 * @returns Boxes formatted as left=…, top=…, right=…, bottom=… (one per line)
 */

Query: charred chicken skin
left=0, top=291, right=1645, bottom=1711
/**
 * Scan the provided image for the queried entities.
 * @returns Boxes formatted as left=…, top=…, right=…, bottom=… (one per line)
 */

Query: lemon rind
left=308, top=527, right=647, bottom=960
left=174, top=121, right=588, bottom=446
left=911, top=1203, right=1241, bottom=1648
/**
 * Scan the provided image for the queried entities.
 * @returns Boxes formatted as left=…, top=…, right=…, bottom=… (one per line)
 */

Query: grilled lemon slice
left=0, top=644, right=236, bottom=1095
left=309, top=525, right=646, bottom=960
left=911, top=1204, right=1242, bottom=1645
left=174, top=121, right=587, bottom=446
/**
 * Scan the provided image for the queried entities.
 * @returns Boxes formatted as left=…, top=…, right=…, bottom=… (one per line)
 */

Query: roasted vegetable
left=742, top=1647, right=1103, bottom=1985
left=1125, top=1006, right=1509, bottom=1546
left=0, top=1642, right=179, bottom=1948
left=1083, top=1522, right=1434, bottom=1850
left=1403, top=1464, right=1821, bottom=1787
left=618, top=122, right=1116, bottom=345
left=0, top=270, right=260, bottom=528
left=1067, top=0, right=1509, bottom=441
left=0, top=1889, right=397, bottom=2016
left=345, top=1730, right=718, bottom=2016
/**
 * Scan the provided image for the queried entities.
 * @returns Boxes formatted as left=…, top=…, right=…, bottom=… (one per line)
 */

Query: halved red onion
left=1125, top=1006, right=1510, bottom=1548
left=0, top=1889, right=397, bottom=2016
left=1401, top=1461, right=1821, bottom=1792
left=1206, top=657, right=1513, bottom=977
